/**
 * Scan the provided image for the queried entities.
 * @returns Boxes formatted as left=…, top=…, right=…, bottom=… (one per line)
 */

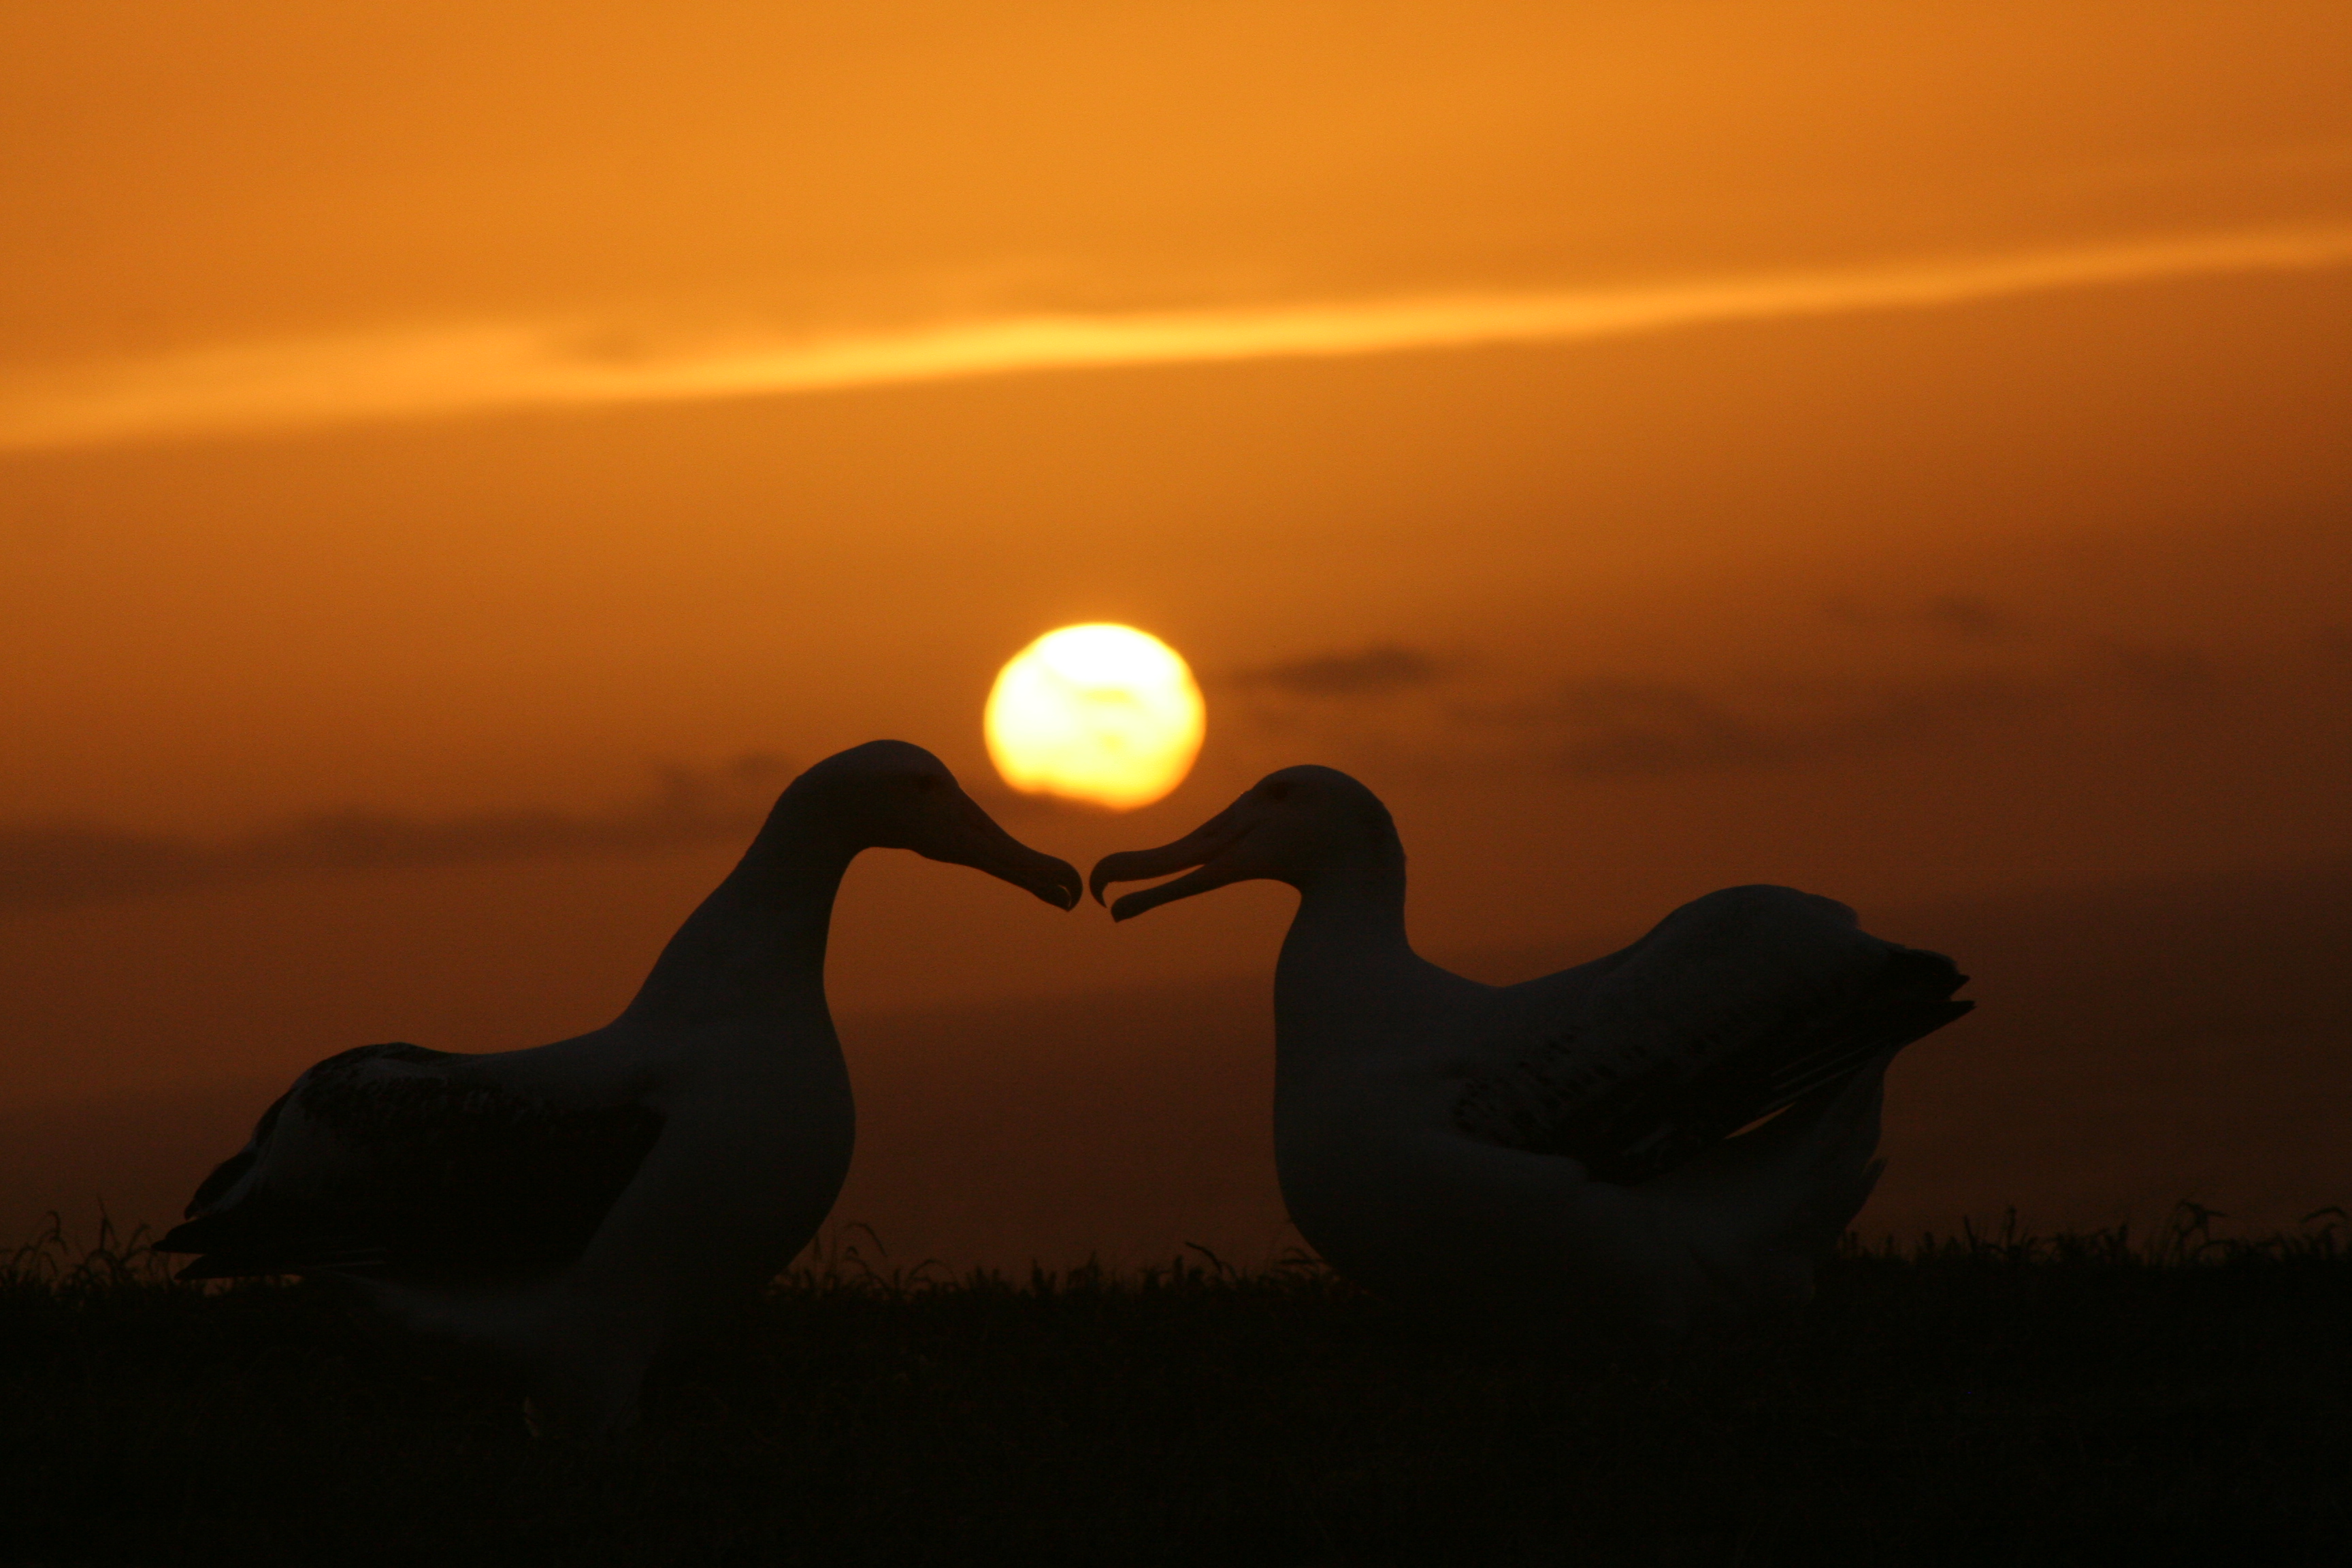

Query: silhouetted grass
left=3, top=1207, right=2347, bottom=1567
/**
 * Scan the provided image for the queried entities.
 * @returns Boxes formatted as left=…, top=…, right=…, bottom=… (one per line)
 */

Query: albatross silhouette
left=161, top=741, right=1080, bottom=1432
left=1092, top=765, right=1970, bottom=1335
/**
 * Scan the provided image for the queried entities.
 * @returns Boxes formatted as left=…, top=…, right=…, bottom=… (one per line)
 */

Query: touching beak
left=1088, top=800, right=1253, bottom=922
left=936, top=792, right=1083, bottom=911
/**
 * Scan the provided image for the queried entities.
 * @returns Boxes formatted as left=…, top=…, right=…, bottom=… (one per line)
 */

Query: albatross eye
left=1264, top=781, right=1292, bottom=804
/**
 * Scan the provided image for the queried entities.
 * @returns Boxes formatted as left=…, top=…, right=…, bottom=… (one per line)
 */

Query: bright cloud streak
left=5, top=224, right=2352, bottom=453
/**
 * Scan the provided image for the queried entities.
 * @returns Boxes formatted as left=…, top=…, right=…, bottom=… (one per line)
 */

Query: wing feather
left=1453, top=887, right=1970, bottom=1182
left=161, top=1042, right=663, bottom=1281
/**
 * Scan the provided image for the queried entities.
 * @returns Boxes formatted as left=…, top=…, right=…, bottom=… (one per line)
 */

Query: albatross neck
left=617, top=789, right=862, bottom=1031
left=1275, top=845, right=1416, bottom=1004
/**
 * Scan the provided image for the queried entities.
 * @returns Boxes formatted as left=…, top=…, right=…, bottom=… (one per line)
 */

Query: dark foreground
left=4, top=1213, right=2348, bottom=1568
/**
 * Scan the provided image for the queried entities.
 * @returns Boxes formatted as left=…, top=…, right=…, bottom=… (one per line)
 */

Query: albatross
left=1091, top=766, right=1970, bottom=1335
left=160, top=740, right=1081, bottom=1431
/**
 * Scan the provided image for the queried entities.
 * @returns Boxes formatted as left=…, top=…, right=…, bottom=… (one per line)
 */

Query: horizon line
left=5, top=221, right=2352, bottom=453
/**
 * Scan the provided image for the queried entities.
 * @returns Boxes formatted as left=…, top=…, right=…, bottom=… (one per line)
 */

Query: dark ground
left=3, top=1211, right=2347, bottom=1567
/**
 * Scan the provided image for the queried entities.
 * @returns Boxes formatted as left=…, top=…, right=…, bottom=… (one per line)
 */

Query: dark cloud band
left=0, top=755, right=792, bottom=911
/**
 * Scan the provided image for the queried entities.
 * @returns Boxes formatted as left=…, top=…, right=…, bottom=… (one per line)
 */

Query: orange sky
left=4, top=4, right=2349, bottom=1253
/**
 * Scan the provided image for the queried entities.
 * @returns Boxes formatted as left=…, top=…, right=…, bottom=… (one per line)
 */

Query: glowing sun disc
left=985, top=624, right=1205, bottom=810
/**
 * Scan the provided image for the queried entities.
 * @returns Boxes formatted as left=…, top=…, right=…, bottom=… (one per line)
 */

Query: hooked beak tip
left=988, top=840, right=1079, bottom=912
left=1088, top=821, right=1243, bottom=924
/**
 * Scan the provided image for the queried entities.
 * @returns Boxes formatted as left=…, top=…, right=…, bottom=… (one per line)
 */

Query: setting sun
left=984, top=624, right=1206, bottom=810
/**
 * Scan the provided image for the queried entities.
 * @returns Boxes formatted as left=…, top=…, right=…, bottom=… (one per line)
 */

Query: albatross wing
left=161, top=1042, right=664, bottom=1281
left=1453, top=886, right=1970, bottom=1183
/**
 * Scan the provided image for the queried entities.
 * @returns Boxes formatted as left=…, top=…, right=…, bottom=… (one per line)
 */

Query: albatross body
left=161, top=741, right=1079, bottom=1431
left=1092, top=766, right=1970, bottom=1335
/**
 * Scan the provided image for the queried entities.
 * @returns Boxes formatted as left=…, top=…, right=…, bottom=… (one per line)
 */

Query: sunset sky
left=5, top=3, right=2349, bottom=1260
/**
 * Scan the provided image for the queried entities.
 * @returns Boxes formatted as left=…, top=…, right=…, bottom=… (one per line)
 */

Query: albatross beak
left=1088, top=803, right=1250, bottom=922
left=936, top=795, right=1083, bottom=911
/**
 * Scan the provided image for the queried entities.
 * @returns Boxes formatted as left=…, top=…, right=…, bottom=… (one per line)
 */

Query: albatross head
left=794, top=740, right=1082, bottom=909
left=1088, top=764, right=1400, bottom=920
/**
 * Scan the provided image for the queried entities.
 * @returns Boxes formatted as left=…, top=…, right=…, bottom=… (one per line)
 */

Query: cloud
left=0, top=754, right=794, bottom=911
left=6, top=223, right=2352, bottom=451
left=1225, top=644, right=1446, bottom=699
left=1462, top=675, right=2045, bottom=779
left=1821, top=593, right=2018, bottom=642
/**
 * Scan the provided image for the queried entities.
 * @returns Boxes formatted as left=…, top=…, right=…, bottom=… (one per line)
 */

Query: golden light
left=985, top=624, right=1206, bottom=810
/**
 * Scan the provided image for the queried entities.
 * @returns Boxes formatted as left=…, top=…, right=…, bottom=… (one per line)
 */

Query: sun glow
left=985, top=625, right=1205, bottom=811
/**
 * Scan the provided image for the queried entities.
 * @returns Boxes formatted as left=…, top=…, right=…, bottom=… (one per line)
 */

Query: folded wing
left=1453, top=886, right=1970, bottom=1183
left=161, top=1042, right=663, bottom=1281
